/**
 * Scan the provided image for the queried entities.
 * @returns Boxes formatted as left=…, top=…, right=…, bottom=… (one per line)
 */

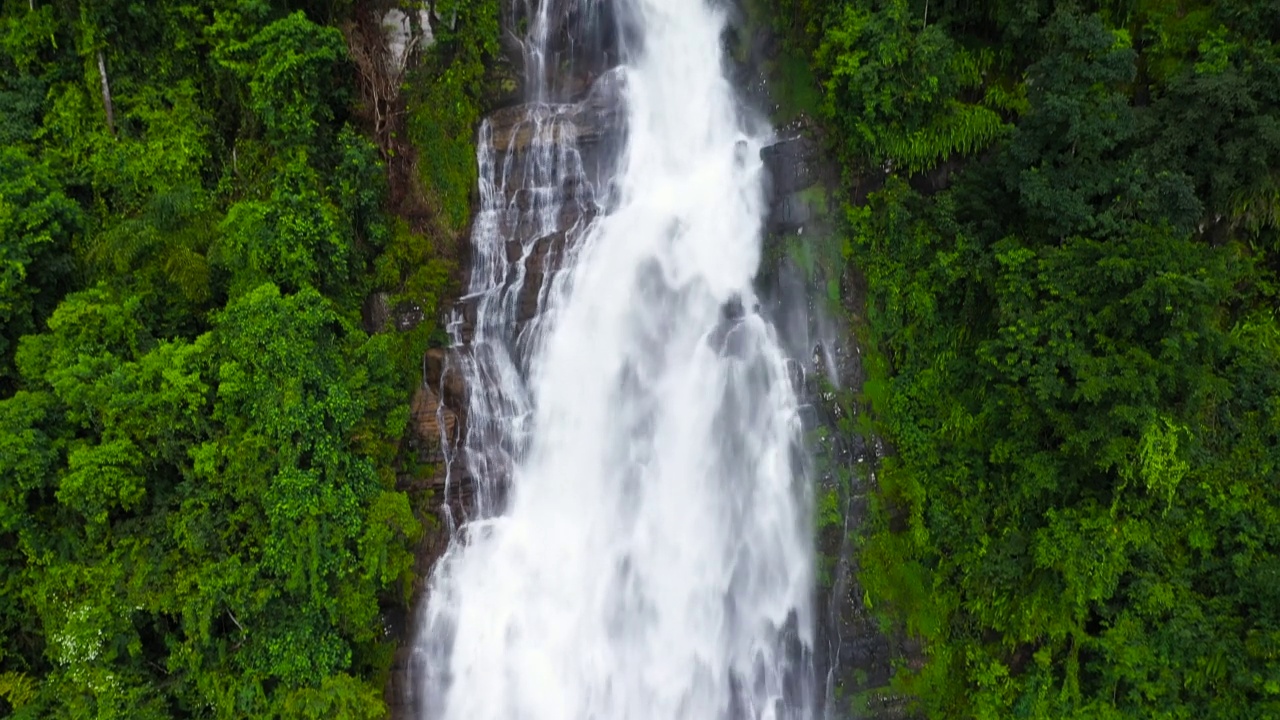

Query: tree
left=212, top=11, right=348, bottom=151
left=0, top=147, right=80, bottom=388
left=827, top=4, right=1280, bottom=718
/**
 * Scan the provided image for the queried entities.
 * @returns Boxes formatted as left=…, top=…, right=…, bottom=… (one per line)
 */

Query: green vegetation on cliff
left=774, top=0, right=1280, bottom=717
left=0, top=0, right=497, bottom=716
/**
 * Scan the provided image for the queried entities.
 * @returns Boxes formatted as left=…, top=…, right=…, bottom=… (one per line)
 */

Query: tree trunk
left=97, top=50, right=115, bottom=135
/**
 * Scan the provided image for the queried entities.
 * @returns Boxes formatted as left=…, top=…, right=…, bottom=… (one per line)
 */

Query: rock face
left=760, top=116, right=838, bottom=236
left=450, top=70, right=623, bottom=350
left=762, top=129, right=824, bottom=198
left=504, top=0, right=629, bottom=100
left=361, top=291, right=430, bottom=334
left=485, top=77, right=626, bottom=155
left=805, top=339, right=920, bottom=720
left=386, top=0, right=920, bottom=717
left=385, top=8, right=627, bottom=713
left=747, top=16, right=923, bottom=720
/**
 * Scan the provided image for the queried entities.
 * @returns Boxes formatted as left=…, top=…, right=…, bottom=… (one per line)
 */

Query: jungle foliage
left=0, top=0, right=497, bottom=716
left=773, top=0, right=1280, bottom=717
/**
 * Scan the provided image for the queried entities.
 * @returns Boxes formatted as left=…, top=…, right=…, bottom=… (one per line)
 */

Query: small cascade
left=427, top=3, right=626, bottom=533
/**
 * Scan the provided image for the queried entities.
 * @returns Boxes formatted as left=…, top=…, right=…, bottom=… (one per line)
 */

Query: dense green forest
left=4, top=0, right=1280, bottom=718
left=0, top=0, right=497, bottom=716
left=771, top=0, right=1280, bottom=717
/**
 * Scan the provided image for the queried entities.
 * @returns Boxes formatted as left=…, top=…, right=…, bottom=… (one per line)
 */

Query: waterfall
left=412, top=0, right=814, bottom=717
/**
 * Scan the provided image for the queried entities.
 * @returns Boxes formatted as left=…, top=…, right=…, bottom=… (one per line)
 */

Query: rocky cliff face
left=753, top=118, right=919, bottom=720
left=727, top=5, right=923, bottom=717
left=384, top=4, right=625, bottom=716
left=388, top=1, right=919, bottom=718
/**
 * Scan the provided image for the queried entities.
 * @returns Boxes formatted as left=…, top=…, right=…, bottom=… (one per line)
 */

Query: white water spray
left=414, top=0, right=814, bottom=717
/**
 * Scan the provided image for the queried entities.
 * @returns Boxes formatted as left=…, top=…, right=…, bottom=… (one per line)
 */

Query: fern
left=880, top=103, right=1008, bottom=175
left=1229, top=171, right=1280, bottom=232
left=948, top=46, right=994, bottom=88
left=983, top=81, right=1030, bottom=115
left=0, top=671, right=36, bottom=710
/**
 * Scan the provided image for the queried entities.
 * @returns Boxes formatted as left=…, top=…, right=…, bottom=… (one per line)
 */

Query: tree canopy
left=775, top=0, right=1280, bottom=716
left=0, top=0, right=497, bottom=716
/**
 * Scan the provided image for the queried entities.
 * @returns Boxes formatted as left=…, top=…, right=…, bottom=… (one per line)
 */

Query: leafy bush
left=815, top=0, right=1010, bottom=174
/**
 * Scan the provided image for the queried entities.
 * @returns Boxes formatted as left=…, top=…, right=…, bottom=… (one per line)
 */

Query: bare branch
left=97, top=50, right=115, bottom=135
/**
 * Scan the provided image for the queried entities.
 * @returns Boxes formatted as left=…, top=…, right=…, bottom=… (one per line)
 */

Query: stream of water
left=413, top=1, right=814, bottom=717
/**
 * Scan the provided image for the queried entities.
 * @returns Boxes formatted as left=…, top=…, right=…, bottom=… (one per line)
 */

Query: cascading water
left=412, top=0, right=814, bottom=717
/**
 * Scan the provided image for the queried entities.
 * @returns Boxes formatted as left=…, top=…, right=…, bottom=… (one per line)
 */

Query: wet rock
left=452, top=294, right=478, bottom=343
left=362, top=292, right=430, bottom=334
left=410, top=386, right=458, bottom=465
left=721, top=5, right=779, bottom=111
left=423, top=348, right=447, bottom=385
left=425, top=348, right=468, bottom=409
left=513, top=234, right=566, bottom=322
left=484, top=104, right=539, bottom=154
left=393, top=301, right=426, bottom=332
left=485, top=100, right=617, bottom=154
left=784, top=358, right=805, bottom=395
left=505, top=0, right=627, bottom=99
left=450, top=230, right=573, bottom=346
left=484, top=71, right=626, bottom=155
left=768, top=192, right=814, bottom=233
left=504, top=231, right=565, bottom=271
left=760, top=118, right=835, bottom=236
left=747, top=96, right=922, bottom=720
left=797, top=403, right=821, bottom=431
left=761, top=126, right=823, bottom=199
left=515, top=275, right=542, bottom=324
left=709, top=295, right=750, bottom=357
left=384, top=642, right=415, bottom=720
left=362, top=291, right=391, bottom=334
